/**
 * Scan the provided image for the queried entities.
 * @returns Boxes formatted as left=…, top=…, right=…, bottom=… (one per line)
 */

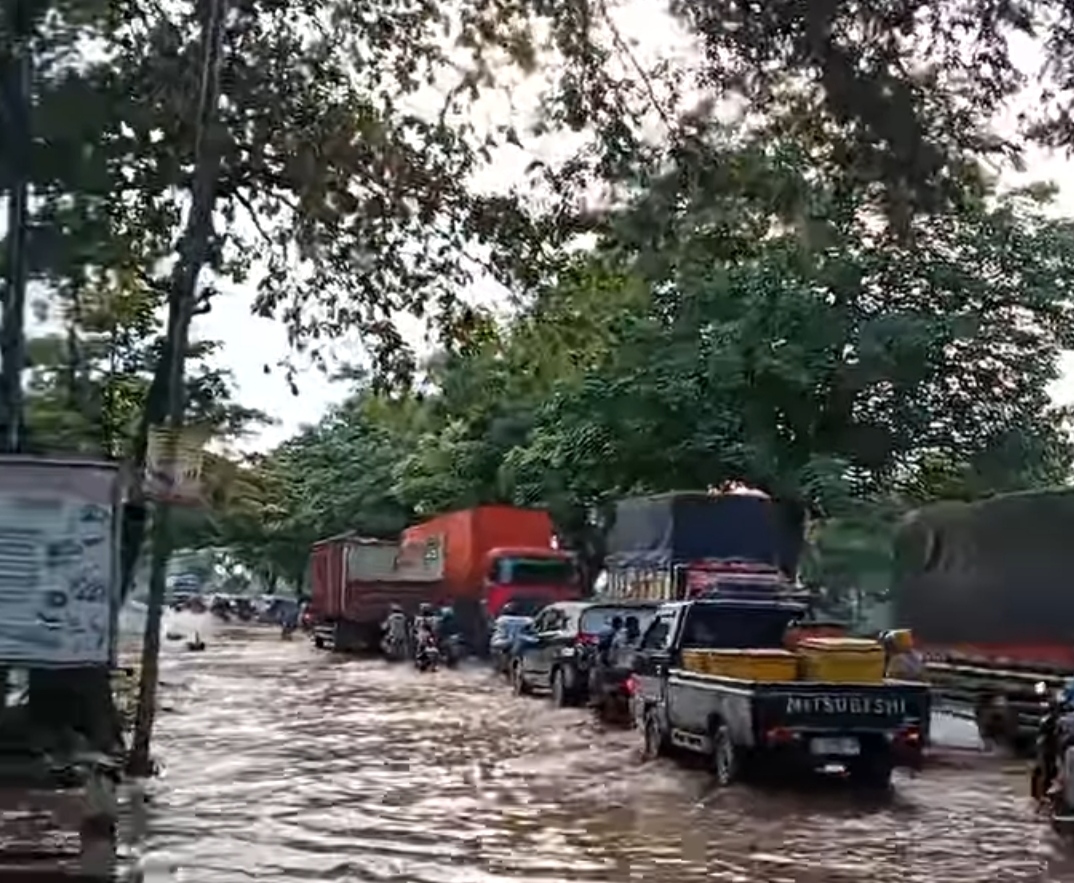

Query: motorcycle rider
left=1034, top=679, right=1074, bottom=804
left=381, top=604, right=409, bottom=658
left=438, top=604, right=463, bottom=662
left=881, top=629, right=925, bottom=680
left=280, top=602, right=300, bottom=638
left=413, top=603, right=441, bottom=660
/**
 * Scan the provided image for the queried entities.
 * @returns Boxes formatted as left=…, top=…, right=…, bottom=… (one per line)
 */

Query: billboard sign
left=0, top=457, right=120, bottom=666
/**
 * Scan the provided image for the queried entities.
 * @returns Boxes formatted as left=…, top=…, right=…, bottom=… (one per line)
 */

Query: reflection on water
left=121, top=629, right=1074, bottom=882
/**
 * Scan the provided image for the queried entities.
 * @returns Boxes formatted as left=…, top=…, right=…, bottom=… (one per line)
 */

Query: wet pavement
left=115, top=621, right=1074, bottom=883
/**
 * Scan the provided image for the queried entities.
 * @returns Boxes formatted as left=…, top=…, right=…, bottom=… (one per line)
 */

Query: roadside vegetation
left=9, top=0, right=1074, bottom=607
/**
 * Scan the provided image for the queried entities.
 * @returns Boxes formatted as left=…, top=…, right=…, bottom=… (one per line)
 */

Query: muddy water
left=129, top=625, right=1074, bottom=883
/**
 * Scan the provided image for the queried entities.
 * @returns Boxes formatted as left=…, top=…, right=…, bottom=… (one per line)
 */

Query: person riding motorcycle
left=280, top=602, right=300, bottom=638
left=881, top=629, right=925, bottom=680
left=437, top=604, right=463, bottom=662
left=1034, top=679, right=1074, bottom=804
left=381, top=604, right=409, bottom=658
left=413, top=603, right=440, bottom=651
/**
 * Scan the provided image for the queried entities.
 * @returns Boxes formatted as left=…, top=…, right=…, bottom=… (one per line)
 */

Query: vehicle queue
left=298, top=490, right=1074, bottom=815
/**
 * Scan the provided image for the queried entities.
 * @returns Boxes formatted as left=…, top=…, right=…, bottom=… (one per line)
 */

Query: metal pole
left=0, top=0, right=32, bottom=454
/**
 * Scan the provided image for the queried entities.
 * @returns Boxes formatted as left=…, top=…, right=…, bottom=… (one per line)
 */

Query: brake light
left=625, top=675, right=638, bottom=695
left=764, top=726, right=797, bottom=744
left=577, top=633, right=599, bottom=645
left=895, top=725, right=921, bottom=746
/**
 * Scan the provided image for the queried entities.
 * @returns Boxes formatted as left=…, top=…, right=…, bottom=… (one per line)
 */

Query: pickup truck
left=631, top=599, right=931, bottom=788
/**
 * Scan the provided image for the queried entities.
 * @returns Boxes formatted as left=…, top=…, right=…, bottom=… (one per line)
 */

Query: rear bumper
left=755, top=730, right=923, bottom=769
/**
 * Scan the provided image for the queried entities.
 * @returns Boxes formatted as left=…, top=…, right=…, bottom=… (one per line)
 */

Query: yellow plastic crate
left=684, top=648, right=799, bottom=682
left=682, top=650, right=708, bottom=674
left=797, top=636, right=885, bottom=684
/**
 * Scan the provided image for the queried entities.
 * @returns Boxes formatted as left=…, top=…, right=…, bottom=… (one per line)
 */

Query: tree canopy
left=210, top=129, right=1074, bottom=592
left=8, top=0, right=1074, bottom=597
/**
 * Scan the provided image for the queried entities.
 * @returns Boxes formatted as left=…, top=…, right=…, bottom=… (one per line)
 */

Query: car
left=511, top=600, right=660, bottom=707
left=489, top=614, right=536, bottom=676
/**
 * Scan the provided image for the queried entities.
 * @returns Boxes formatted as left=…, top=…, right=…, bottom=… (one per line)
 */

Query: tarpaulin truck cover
left=605, top=492, right=804, bottom=576
left=892, top=489, right=1074, bottom=648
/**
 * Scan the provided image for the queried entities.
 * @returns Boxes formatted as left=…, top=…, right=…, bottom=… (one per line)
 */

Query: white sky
left=115, top=13, right=1074, bottom=450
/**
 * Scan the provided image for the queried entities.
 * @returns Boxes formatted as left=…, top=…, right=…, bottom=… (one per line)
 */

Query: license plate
left=810, top=736, right=860, bottom=756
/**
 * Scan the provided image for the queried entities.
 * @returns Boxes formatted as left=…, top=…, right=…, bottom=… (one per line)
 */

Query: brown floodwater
left=118, top=624, right=1074, bottom=882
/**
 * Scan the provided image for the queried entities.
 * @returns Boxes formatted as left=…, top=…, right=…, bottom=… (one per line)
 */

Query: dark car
left=511, top=600, right=659, bottom=707
left=489, top=614, right=536, bottom=675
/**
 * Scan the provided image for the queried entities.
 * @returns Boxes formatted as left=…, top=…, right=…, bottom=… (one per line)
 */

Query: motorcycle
left=382, top=633, right=408, bottom=662
left=441, top=633, right=464, bottom=669
left=1031, top=681, right=1074, bottom=830
left=414, top=632, right=441, bottom=672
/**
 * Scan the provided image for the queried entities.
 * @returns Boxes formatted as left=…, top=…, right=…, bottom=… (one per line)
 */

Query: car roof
left=549, top=599, right=661, bottom=612
left=656, top=598, right=806, bottom=614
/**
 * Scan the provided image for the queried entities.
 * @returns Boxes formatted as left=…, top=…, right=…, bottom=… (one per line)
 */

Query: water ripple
left=125, top=626, right=1074, bottom=882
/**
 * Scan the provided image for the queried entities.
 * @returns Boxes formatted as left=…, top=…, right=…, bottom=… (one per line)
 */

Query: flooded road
left=129, top=625, right=1074, bottom=883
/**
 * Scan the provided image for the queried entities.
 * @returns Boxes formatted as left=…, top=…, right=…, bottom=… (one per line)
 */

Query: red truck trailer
left=401, top=505, right=581, bottom=651
left=893, top=490, right=1074, bottom=752
left=308, top=533, right=441, bottom=653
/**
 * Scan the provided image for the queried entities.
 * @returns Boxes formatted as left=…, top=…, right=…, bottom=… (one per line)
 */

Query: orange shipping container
left=401, top=506, right=560, bottom=603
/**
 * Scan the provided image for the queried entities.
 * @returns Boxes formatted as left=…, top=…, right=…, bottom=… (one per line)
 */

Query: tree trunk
left=127, top=0, right=229, bottom=777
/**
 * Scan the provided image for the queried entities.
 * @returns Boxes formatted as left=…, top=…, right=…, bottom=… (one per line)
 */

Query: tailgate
left=753, top=682, right=931, bottom=734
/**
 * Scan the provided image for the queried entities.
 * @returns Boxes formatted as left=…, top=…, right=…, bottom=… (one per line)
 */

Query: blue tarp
left=605, top=492, right=803, bottom=576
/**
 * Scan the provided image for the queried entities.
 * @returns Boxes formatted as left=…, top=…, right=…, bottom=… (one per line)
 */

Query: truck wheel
left=551, top=668, right=572, bottom=708
left=512, top=661, right=531, bottom=696
left=642, top=710, right=667, bottom=760
left=711, top=724, right=738, bottom=786
left=849, top=753, right=893, bottom=790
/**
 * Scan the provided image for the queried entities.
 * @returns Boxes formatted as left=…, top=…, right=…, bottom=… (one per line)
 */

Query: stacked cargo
left=682, top=637, right=888, bottom=684
left=797, top=637, right=886, bottom=684
left=682, top=649, right=798, bottom=681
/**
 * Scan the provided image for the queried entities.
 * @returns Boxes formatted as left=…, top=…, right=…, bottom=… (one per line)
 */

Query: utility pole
left=127, top=0, right=229, bottom=776
left=0, top=0, right=32, bottom=454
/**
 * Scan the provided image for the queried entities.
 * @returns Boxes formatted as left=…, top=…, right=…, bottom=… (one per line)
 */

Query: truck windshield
left=494, top=557, right=575, bottom=586
left=680, top=605, right=798, bottom=650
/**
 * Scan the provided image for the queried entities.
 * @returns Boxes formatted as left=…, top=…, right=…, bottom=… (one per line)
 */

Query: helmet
left=390, top=603, right=402, bottom=613
left=1061, top=679, right=1074, bottom=707
left=419, top=603, right=432, bottom=616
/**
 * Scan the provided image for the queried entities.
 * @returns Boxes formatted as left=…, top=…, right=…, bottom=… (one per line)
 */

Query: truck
left=401, top=505, right=581, bottom=652
left=601, top=490, right=807, bottom=601
left=892, top=489, right=1074, bottom=751
left=631, top=597, right=931, bottom=788
left=307, top=533, right=441, bottom=652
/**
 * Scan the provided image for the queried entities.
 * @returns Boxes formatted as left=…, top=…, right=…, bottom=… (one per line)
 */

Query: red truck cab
left=482, top=545, right=580, bottom=619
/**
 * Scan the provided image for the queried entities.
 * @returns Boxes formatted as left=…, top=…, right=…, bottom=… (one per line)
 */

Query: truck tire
left=512, top=660, right=532, bottom=696
left=642, top=709, right=668, bottom=760
left=314, top=635, right=325, bottom=649
left=710, top=723, right=738, bottom=786
left=551, top=667, right=572, bottom=708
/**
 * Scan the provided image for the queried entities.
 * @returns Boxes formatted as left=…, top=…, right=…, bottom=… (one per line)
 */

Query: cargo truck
left=307, top=533, right=441, bottom=653
left=401, top=505, right=581, bottom=653
left=601, top=491, right=808, bottom=602
left=892, top=489, right=1074, bottom=751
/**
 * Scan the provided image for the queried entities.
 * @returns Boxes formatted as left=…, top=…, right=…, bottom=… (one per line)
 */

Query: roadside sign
left=144, top=426, right=205, bottom=504
left=0, top=457, right=120, bottom=666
